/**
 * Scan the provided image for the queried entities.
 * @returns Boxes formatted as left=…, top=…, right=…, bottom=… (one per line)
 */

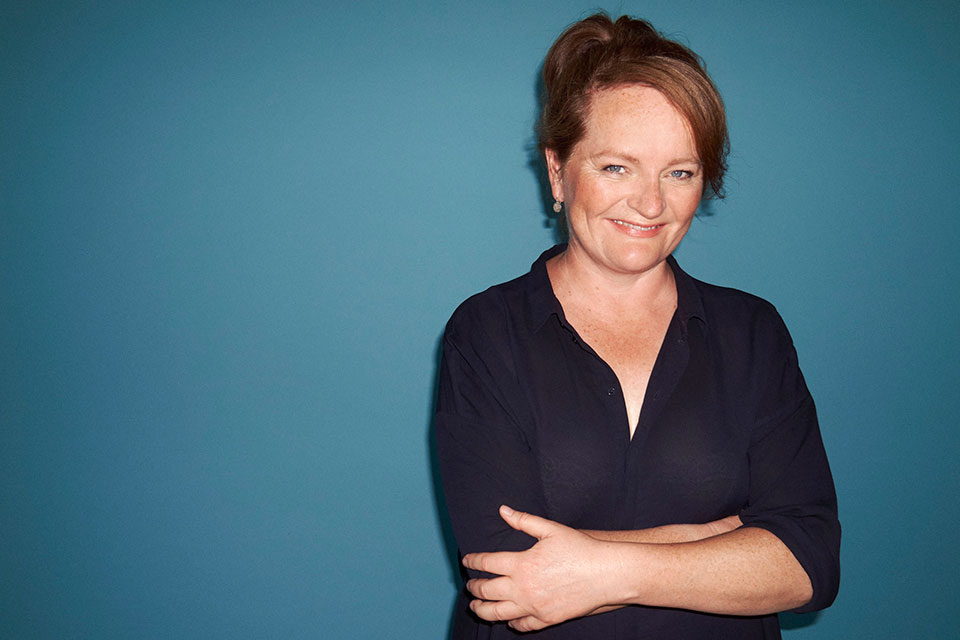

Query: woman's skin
left=460, top=85, right=813, bottom=632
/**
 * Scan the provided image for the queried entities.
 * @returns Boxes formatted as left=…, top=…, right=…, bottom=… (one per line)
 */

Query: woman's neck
left=547, top=246, right=677, bottom=317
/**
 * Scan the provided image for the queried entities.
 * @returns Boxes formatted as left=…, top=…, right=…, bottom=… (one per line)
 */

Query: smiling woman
left=434, top=12, right=839, bottom=640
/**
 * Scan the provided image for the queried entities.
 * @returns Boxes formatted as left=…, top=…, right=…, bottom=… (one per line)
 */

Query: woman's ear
left=544, top=148, right=564, bottom=202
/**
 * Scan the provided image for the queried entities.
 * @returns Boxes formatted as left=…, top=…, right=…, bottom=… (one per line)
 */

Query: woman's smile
left=610, top=219, right=665, bottom=235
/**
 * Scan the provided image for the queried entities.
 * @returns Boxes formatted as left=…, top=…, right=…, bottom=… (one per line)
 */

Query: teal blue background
left=2, top=1, right=958, bottom=638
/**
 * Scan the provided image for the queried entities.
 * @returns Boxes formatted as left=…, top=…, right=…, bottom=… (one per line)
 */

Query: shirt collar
left=524, top=244, right=707, bottom=332
left=525, top=244, right=566, bottom=332
left=669, top=254, right=707, bottom=328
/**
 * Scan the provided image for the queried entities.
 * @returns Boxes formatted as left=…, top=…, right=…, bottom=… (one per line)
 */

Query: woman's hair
left=538, top=13, right=729, bottom=198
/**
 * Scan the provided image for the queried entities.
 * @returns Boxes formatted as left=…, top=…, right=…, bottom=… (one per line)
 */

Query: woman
left=435, top=13, right=839, bottom=639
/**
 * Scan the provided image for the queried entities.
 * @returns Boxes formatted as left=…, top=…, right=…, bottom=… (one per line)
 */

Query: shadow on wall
left=527, top=67, right=566, bottom=244
left=425, top=334, right=463, bottom=640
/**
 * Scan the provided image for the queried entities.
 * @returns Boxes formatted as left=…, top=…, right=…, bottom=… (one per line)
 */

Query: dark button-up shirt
left=435, top=245, right=840, bottom=639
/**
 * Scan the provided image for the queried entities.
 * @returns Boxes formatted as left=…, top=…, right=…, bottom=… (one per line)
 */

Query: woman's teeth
left=613, top=220, right=659, bottom=231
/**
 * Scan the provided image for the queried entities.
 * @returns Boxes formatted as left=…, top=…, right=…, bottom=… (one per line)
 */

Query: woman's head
left=538, top=13, right=728, bottom=198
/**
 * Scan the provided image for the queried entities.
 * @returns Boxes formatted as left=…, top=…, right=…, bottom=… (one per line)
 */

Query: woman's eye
left=670, top=169, right=694, bottom=179
left=604, top=165, right=625, bottom=174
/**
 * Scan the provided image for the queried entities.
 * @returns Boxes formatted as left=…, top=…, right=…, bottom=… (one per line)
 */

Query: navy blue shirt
left=435, top=245, right=840, bottom=639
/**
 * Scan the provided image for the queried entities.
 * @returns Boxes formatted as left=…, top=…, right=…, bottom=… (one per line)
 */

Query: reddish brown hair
left=538, top=13, right=729, bottom=198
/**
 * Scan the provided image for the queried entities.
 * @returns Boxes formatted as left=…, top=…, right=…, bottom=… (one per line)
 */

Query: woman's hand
left=462, top=505, right=620, bottom=631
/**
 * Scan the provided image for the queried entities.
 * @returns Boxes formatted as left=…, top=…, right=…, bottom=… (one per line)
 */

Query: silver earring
left=553, top=200, right=563, bottom=213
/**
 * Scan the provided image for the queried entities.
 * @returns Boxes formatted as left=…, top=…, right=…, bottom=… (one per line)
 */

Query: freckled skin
left=546, top=84, right=704, bottom=282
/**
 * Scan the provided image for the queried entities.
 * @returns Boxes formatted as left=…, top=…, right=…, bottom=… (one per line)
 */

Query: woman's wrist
left=605, top=540, right=657, bottom=606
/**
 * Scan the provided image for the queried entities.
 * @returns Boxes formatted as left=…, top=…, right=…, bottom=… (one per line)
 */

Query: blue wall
left=2, top=1, right=958, bottom=637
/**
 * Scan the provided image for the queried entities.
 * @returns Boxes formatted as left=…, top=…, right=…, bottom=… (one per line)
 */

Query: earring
left=552, top=200, right=563, bottom=213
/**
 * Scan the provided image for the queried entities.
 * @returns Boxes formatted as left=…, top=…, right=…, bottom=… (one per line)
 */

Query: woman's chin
left=600, top=251, right=669, bottom=277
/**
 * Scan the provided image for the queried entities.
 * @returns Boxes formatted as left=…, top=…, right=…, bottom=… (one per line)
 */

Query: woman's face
left=546, top=84, right=703, bottom=279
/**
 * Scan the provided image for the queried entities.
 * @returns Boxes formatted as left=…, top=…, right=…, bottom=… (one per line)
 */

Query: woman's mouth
left=612, top=219, right=662, bottom=232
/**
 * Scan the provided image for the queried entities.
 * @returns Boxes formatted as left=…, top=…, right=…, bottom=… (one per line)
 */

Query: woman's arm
left=563, top=515, right=746, bottom=620
left=582, top=514, right=742, bottom=543
left=464, top=506, right=809, bottom=632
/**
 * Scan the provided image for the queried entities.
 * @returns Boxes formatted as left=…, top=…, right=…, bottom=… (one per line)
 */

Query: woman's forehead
left=579, top=85, right=697, bottom=155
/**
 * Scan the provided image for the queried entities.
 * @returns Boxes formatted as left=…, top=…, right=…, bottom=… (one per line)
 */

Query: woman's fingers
left=469, top=597, right=526, bottom=622
left=466, top=576, right=512, bottom=602
left=706, top=514, right=743, bottom=537
left=508, top=615, right=551, bottom=632
left=498, top=504, right=563, bottom=539
left=462, top=549, right=519, bottom=576
left=463, top=506, right=601, bottom=630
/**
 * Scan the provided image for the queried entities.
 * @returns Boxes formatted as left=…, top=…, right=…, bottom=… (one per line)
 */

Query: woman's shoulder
left=444, top=248, right=559, bottom=344
left=683, top=272, right=809, bottom=414
left=443, top=271, right=534, bottom=344
left=680, top=269, right=795, bottom=351
left=696, top=278, right=781, bottom=318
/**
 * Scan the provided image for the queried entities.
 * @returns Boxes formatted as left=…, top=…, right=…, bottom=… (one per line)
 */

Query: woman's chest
left=555, top=274, right=677, bottom=439
left=572, top=321, right=665, bottom=439
left=518, top=325, right=751, bottom=529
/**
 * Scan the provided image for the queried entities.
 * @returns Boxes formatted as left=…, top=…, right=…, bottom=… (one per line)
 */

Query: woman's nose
left=628, top=179, right=665, bottom=219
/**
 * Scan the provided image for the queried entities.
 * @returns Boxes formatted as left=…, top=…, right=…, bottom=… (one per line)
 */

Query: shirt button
left=607, top=387, right=616, bottom=396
